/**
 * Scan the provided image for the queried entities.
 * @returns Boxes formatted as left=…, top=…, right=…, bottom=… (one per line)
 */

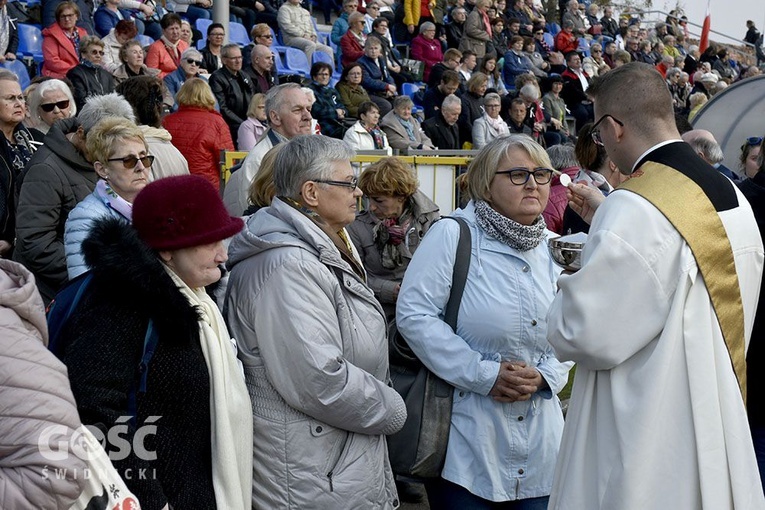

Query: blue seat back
left=1, top=60, right=30, bottom=89
left=543, top=32, right=554, bottom=49
left=136, top=34, right=154, bottom=48
left=312, top=50, right=333, bottom=68
left=285, top=47, right=311, bottom=77
left=272, top=47, right=291, bottom=75
left=195, top=18, right=212, bottom=45
left=229, top=21, right=250, bottom=45
left=401, top=82, right=420, bottom=103
left=17, top=23, right=43, bottom=55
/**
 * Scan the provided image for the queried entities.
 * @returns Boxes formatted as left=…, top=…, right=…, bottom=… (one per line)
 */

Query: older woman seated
left=397, top=134, right=573, bottom=509
left=112, top=39, right=162, bottom=85
left=357, top=37, right=396, bottom=116
left=163, top=47, right=207, bottom=108
left=101, top=19, right=139, bottom=73
left=411, top=22, right=443, bottom=83
left=347, top=156, right=439, bottom=320
left=343, top=101, right=390, bottom=152
left=25, top=78, right=76, bottom=138
left=225, top=135, right=406, bottom=509
left=336, top=63, right=371, bottom=118
left=64, top=118, right=151, bottom=279
left=308, top=62, right=348, bottom=139
left=59, top=174, right=251, bottom=510
left=237, top=93, right=268, bottom=151
left=145, top=13, right=190, bottom=79
left=472, top=92, right=509, bottom=149
left=380, top=95, right=434, bottom=153
left=42, top=1, right=88, bottom=78
left=66, top=36, right=116, bottom=111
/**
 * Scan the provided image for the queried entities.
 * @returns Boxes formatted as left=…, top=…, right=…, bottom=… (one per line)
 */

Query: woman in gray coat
left=225, top=135, right=407, bottom=509
left=380, top=96, right=434, bottom=153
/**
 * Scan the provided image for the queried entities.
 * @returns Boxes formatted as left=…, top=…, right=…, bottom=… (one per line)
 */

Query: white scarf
left=165, top=267, right=253, bottom=510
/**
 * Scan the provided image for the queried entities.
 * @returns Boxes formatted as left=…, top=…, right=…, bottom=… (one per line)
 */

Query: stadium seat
left=401, top=82, right=424, bottom=116
left=577, top=37, right=590, bottom=57
left=548, top=22, right=561, bottom=36
left=17, top=23, right=43, bottom=61
left=195, top=18, right=212, bottom=45
left=272, top=47, right=303, bottom=78
left=543, top=32, right=554, bottom=49
left=284, top=47, right=311, bottom=78
left=1, top=60, right=30, bottom=89
left=136, top=34, right=154, bottom=48
left=229, top=21, right=250, bottom=46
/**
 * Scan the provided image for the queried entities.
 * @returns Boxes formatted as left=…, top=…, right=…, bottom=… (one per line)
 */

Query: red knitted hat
left=133, top=175, right=244, bottom=251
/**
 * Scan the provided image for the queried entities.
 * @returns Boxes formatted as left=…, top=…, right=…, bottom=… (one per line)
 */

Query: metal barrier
left=220, top=150, right=476, bottom=214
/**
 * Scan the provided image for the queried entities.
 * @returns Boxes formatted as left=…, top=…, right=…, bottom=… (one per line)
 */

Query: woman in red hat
left=57, top=174, right=252, bottom=510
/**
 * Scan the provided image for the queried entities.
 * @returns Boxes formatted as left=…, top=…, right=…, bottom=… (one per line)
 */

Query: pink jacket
left=41, top=24, right=88, bottom=78
left=145, top=38, right=190, bottom=78
left=543, top=165, right=579, bottom=234
left=411, top=34, right=443, bottom=82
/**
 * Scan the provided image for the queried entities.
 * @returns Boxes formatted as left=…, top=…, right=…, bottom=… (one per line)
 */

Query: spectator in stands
left=278, top=0, right=334, bottom=64
left=343, top=100, right=390, bottom=151
left=94, top=0, right=133, bottom=38
left=520, top=82, right=560, bottom=147
left=337, top=63, right=372, bottom=118
left=561, top=0, right=584, bottom=37
left=66, top=36, right=116, bottom=111
left=179, top=19, right=194, bottom=46
left=427, top=48, right=463, bottom=90
left=458, top=49, right=477, bottom=83
left=633, top=39, right=652, bottom=64
left=745, top=20, right=765, bottom=65
left=14, top=93, right=134, bottom=302
left=0, top=71, right=36, bottom=256
left=367, top=17, right=409, bottom=88
left=459, top=71, right=487, bottom=145
left=602, top=39, right=616, bottom=68
left=560, top=50, right=592, bottom=131
left=542, top=74, right=570, bottom=141
left=712, top=47, right=735, bottom=81
left=612, top=49, right=631, bottom=67
left=25, top=78, right=76, bottom=138
left=403, top=0, right=434, bottom=37
left=683, top=44, right=700, bottom=76
left=413, top=22, right=444, bottom=83
left=739, top=136, right=762, bottom=179
left=682, top=129, right=740, bottom=181
left=243, top=23, right=275, bottom=63
left=331, top=0, right=358, bottom=50
left=600, top=5, right=618, bottom=39
left=490, top=18, right=509, bottom=57
left=163, top=78, right=233, bottom=190
left=554, top=19, right=578, bottom=54
left=523, top=36, right=548, bottom=78
left=582, top=41, right=609, bottom=77
left=308, top=62, right=348, bottom=139
left=238, top=93, right=268, bottom=151
left=227, top=83, right=313, bottom=215
left=42, top=2, right=89, bottom=79
left=63, top=118, right=148, bottom=278
left=479, top=55, right=508, bottom=95
left=424, top=69, right=461, bottom=119
left=116, top=75, right=189, bottom=180
left=113, top=40, right=162, bottom=88
left=166, top=0, right=212, bottom=26
left=200, top=23, right=225, bottom=73
left=506, top=97, right=532, bottom=135
left=459, top=0, right=491, bottom=60
left=341, top=12, right=367, bottom=69
left=164, top=48, right=207, bottom=107
left=687, top=91, right=707, bottom=121
left=532, top=24, right=552, bottom=60
left=446, top=7, right=467, bottom=49
left=145, top=13, right=190, bottom=79
left=101, top=19, right=138, bottom=73
left=363, top=2, right=380, bottom=33
left=244, top=44, right=278, bottom=94
left=543, top=143, right=579, bottom=233
left=422, top=93, right=461, bottom=149
left=502, top=36, right=533, bottom=88
left=0, top=0, right=17, bottom=65
left=381, top=95, right=434, bottom=152
left=358, top=37, right=396, bottom=116
left=209, top=43, right=255, bottom=146
left=472, top=92, right=508, bottom=149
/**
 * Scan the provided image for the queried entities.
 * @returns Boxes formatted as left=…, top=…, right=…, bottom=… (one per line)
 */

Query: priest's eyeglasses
left=591, top=114, right=624, bottom=146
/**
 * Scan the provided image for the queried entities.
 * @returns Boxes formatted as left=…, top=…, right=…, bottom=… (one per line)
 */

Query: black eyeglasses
left=591, top=113, right=624, bottom=146
left=186, top=58, right=203, bottom=66
left=106, top=154, right=155, bottom=169
left=257, top=34, right=273, bottom=39
left=313, top=176, right=359, bottom=189
left=40, top=99, right=70, bottom=112
left=495, top=167, right=553, bottom=185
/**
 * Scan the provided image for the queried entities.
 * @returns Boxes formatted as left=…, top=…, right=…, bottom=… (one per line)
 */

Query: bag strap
left=441, top=216, right=472, bottom=331
left=126, top=319, right=159, bottom=426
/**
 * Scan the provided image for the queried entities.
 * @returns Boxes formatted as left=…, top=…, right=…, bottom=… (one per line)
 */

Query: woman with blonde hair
left=244, top=143, right=285, bottom=215
left=238, top=93, right=268, bottom=151
left=163, top=78, right=234, bottom=190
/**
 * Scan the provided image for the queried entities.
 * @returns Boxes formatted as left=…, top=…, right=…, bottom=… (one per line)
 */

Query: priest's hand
left=568, top=182, right=605, bottom=225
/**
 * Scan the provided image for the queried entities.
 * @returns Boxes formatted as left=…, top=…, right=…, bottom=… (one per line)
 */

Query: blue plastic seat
left=285, top=47, right=311, bottom=78
left=195, top=18, right=212, bottom=45
left=17, top=23, right=43, bottom=62
left=543, top=32, right=554, bottom=49
left=229, top=21, right=250, bottom=46
left=548, top=22, right=561, bottom=36
left=578, top=37, right=591, bottom=57
left=272, top=47, right=302, bottom=77
left=136, top=34, right=154, bottom=48
left=400, top=82, right=424, bottom=116
left=1, top=60, right=30, bottom=89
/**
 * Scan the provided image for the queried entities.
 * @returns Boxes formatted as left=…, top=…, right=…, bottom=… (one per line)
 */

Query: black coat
left=200, top=45, right=223, bottom=73
left=59, top=218, right=216, bottom=510
left=422, top=114, right=460, bottom=150
left=208, top=66, right=255, bottom=144
left=66, top=64, right=116, bottom=110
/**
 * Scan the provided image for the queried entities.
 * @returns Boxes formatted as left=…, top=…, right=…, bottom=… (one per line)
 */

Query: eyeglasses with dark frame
left=186, top=58, right=203, bottom=66
left=495, top=167, right=554, bottom=185
left=312, top=176, right=359, bottom=189
left=40, top=100, right=70, bottom=112
left=591, top=114, right=624, bottom=146
left=106, top=154, right=155, bottom=169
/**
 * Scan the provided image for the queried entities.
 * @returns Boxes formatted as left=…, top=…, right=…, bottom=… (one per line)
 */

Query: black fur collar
left=81, top=217, right=201, bottom=344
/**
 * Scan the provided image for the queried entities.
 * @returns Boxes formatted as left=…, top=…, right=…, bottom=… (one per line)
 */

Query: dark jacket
left=422, top=113, right=460, bottom=150
left=458, top=91, right=484, bottom=144
left=200, top=45, right=222, bottom=73
left=14, top=118, right=96, bottom=303
left=358, top=55, right=394, bottom=94
left=93, top=5, right=132, bottom=37
left=243, top=64, right=279, bottom=94
left=208, top=66, right=255, bottom=144
left=560, top=67, right=591, bottom=109
left=59, top=218, right=215, bottom=510
left=423, top=86, right=449, bottom=120
left=66, top=63, right=116, bottom=111
left=445, top=21, right=465, bottom=50
left=308, top=81, right=348, bottom=139
left=0, top=125, right=35, bottom=246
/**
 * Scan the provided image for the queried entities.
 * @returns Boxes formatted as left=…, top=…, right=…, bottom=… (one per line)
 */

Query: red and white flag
left=699, top=0, right=711, bottom=53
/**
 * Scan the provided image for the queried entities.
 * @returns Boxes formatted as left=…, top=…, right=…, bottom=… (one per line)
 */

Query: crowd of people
left=2, top=0, right=765, bottom=509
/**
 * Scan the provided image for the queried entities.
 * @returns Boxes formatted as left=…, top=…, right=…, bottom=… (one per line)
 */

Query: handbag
left=386, top=216, right=471, bottom=479
left=400, top=58, right=425, bottom=82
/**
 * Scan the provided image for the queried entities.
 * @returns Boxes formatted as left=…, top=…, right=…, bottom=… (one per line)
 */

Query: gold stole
left=620, top=162, right=747, bottom=401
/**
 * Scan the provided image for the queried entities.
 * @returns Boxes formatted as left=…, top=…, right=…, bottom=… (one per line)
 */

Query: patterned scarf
left=365, top=124, right=385, bottom=149
left=66, top=29, right=80, bottom=57
left=7, top=128, right=36, bottom=173
left=161, top=35, right=181, bottom=66
left=96, top=179, right=133, bottom=220
left=474, top=199, right=546, bottom=251
left=372, top=203, right=413, bottom=269
left=396, top=116, right=416, bottom=142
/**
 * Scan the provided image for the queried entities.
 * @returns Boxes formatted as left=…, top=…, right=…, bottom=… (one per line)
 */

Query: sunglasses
left=106, top=154, right=155, bottom=169
left=746, top=136, right=763, bottom=146
left=90, top=50, right=105, bottom=55
left=186, top=58, right=203, bottom=66
left=40, top=100, right=70, bottom=112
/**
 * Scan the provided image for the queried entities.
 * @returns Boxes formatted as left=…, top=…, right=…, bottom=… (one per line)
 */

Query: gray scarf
left=474, top=199, right=546, bottom=251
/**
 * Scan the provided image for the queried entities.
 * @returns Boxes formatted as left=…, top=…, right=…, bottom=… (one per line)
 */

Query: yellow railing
left=220, top=151, right=475, bottom=213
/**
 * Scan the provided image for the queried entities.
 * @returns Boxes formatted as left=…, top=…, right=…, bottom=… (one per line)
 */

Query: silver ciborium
left=548, top=232, right=587, bottom=272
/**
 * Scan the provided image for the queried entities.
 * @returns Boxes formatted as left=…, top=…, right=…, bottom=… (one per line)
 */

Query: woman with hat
left=58, top=174, right=252, bottom=510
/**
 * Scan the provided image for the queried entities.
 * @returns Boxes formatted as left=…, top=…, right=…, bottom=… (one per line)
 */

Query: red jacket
left=145, top=38, right=190, bottom=79
left=554, top=30, right=578, bottom=55
left=340, top=31, right=365, bottom=70
left=411, top=34, right=443, bottom=82
left=163, top=106, right=234, bottom=190
left=41, top=24, right=88, bottom=78
left=543, top=165, right=580, bottom=234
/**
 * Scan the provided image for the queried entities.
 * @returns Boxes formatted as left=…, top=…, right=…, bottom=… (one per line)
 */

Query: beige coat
left=459, top=9, right=491, bottom=59
left=379, top=110, right=434, bottom=152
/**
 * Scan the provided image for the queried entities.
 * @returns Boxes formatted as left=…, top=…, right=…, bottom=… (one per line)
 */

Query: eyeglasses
left=106, top=154, right=155, bottom=169
left=591, top=49, right=601, bottom=53
left=209, top=32, right=225, bottom=36
left=90, top=50, right=105, bottom=55
left=257, top=34, right=273, bottom=39
left=485, top=103, right=501, bottom=108
left=591, top=113, right=624, bottom=146
left=313, top=176, right=359, bottom=189
left=2, top=94, right=25, bottom=104
left=224, top=55, right=243, bottom=60
left=495, top=168, right=553, bottom=185
left=186, top=58, right=203, bottom=66
left=534, top=31, right=544, bottom=35
left=40, top=100, right=70, bottom=112
left=368, top=5, right=379, bottom=9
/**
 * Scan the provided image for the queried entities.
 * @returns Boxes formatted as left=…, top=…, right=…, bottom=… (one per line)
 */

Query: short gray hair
left=29, top=79, right=77, bottom=118
left=0, top=69, right=18, bottom=83
left=546, top=143, right=579, bottom=170
left=442, top=94, right=462, bottom=110
left=265, top=82, right=304, bottom=118
left=519, top=84, right=540, bottom=101
left=79, top=92, right=136, bottom=133
left=221, top=43, right=241, bottom=58
left=273, top=135, right=354, bottom=198
left=181, top=47, right=202, bottom=61
left=419, top=22, right=436, bottom=34
left=393, top=95, right=414, bottom=111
